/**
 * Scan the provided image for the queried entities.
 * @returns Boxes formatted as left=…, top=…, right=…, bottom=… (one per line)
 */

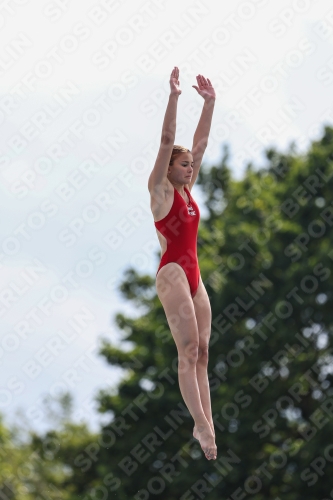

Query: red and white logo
left=188, top=205, right=196, bottom=216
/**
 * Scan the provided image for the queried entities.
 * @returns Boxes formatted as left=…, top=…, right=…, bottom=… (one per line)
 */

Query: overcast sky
left=1, top=0, right=333, bottom=433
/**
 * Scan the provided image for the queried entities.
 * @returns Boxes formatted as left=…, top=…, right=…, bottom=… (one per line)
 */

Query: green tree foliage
left=0, top=394, right=100, bottom=500
left=0, top=412, right=70, bottom=499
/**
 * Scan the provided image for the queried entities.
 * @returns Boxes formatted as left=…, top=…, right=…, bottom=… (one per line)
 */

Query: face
left=168, top=152, right=194, bottom=185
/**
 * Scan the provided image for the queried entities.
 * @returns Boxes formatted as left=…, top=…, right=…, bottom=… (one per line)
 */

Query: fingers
left=171, top=66, right=212, bottom=88
left=171, top=66, right=179, bottom=78
left=171, top=69, right=213, bottom=89
left=196, top=74, right=206, bottom=87
left=171, top=69, right=211, bottom=85
left=196, top=75, right=202, bottom=87
left=196, top=74, right=213, bottom=87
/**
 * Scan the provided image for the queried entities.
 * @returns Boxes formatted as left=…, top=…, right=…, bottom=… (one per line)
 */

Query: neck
left=171, top=181, right=186, bottom=195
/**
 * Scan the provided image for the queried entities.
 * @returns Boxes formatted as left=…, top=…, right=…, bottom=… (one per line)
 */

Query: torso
left=149, top=178, right=192, bottom=257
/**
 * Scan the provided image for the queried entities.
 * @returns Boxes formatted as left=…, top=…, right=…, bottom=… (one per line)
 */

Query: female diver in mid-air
left=148, top=67, right=217, bottom=460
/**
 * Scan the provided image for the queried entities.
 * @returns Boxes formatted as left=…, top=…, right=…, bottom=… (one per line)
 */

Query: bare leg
left=156, top=264, right=217, bottom=460
left=192, top=278, right=215, bottom=439
left=177, top=345, right=216, bottom=460
left=193, top=357, right=215, bottom=438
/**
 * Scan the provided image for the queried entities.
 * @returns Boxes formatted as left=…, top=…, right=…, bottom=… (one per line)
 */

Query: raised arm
left=148, top=67, right=181, bottom=193
left=188, top=75, right=216, bottom=190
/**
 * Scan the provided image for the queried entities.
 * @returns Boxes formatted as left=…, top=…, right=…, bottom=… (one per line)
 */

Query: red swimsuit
left=154, top=186, right=200, bottom=298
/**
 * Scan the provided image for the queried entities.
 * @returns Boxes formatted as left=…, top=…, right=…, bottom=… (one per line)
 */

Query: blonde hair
left=169, top=145, right=191, bottom=165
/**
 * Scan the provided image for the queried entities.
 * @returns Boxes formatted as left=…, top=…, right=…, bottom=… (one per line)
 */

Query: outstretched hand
left=192, top=74, right=216, bottom=101
left=170, top=66, right=181, bottom=96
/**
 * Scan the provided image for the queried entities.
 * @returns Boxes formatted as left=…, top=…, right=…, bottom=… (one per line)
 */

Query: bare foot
left=193, top=422, right=215, bottom=440
left=194, top=423, right=217, bottom=460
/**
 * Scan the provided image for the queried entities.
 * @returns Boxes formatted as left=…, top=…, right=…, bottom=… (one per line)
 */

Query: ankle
left=194, top=420, right=215, bottom=430
left=195, top=421, right=211, bottom=432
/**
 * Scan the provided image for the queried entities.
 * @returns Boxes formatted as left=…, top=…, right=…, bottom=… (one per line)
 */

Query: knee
left=179, top=341, right=199, bottom=365
left=197, top=343, right=209, bottom=365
